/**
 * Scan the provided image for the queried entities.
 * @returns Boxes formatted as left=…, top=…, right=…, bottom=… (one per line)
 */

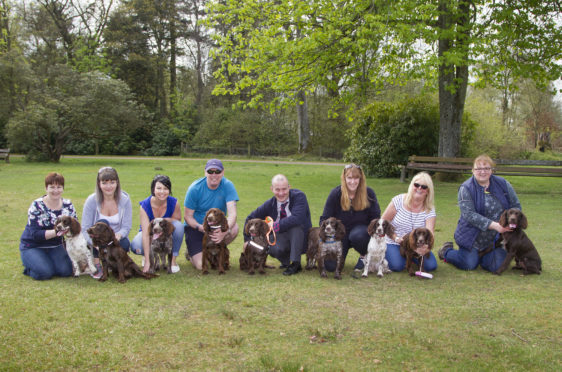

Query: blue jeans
left=385, top=243, right=437, bottom=272
left=131, top=220, right=184, bottom=257
left=325, top=224, right=370, bottom=271
left=20, top=243, right=73, bottom=280
left=444, top=246, right=507, bottom=272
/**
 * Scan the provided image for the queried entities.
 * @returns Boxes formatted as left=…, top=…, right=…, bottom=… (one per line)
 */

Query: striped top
left=385, top=194, right=436, bottom=245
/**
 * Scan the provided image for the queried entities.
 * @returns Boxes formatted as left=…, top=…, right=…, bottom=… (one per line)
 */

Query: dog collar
left=209, top=225, right=221, bottom=230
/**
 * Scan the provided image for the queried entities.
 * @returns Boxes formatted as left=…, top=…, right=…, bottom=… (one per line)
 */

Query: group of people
left=19, top=155, right=522, bottom=281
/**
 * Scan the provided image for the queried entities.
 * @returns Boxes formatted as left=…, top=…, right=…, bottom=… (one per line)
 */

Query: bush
left=345, top=97, right=440, bottom=177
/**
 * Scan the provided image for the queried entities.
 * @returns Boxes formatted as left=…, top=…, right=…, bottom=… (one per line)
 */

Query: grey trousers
left=268, top=225, right=304, bottom=265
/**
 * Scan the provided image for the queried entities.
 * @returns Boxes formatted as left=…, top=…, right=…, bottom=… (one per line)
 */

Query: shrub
left=345, top=97, right=440, bottom=177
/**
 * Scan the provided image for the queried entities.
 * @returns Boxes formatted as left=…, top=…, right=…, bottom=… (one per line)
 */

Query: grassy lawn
left=0, top=156, right=560, bottom=371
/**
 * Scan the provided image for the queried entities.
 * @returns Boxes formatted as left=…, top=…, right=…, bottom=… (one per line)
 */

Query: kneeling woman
left=20, top=172, right=76, bottom=280
left=131, top=175, right=184, bottom=273
left=381, top=172, right=437, bottom=272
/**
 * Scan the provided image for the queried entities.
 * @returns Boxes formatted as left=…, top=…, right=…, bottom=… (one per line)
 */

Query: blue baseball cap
left=205, top=159, right=224, bottom=172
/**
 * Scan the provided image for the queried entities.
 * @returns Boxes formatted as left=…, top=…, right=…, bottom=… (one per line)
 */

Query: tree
left=6, top=65, right=147, bottom=161
left=208, top=0, right=562, bottom=157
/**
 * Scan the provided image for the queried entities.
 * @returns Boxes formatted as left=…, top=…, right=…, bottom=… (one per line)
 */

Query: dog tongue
left=56, top=228, right=68, bottom=237
left=509, top=224, right=517, bottom=229
left=153, top=232, right=162, bottom=240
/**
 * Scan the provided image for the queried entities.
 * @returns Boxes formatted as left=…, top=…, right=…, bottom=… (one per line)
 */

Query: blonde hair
left=340, top=165, right=370, bottom=211
left=404, top=172, right=434, bottom=212
left=473, top=154, right=495, bottom=169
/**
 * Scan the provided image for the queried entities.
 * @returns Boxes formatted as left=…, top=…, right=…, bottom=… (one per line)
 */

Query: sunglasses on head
left=345, top=164, right=361, bottom=170
left=414, top=183, right=428, bottom=190
left=206, top=169, right=222, bottom=175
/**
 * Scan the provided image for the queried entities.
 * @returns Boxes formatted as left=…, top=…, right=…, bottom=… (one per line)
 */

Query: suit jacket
left=244, top=188, right=312, bottom=253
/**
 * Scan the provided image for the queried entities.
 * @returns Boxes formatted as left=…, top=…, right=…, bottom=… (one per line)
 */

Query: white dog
left=55, top=216, right=97, bottom=276
left=363, top=219, right=394, bottom=278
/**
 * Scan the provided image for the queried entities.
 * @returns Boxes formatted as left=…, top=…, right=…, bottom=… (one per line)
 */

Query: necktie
left=279, top=202, right=287, bottom=220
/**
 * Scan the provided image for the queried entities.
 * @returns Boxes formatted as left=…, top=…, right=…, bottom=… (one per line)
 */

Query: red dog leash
left=265, top=216, right=276, bottom=246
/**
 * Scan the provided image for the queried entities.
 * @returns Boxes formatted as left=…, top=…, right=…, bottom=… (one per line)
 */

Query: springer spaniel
left=87, top=222, right=157, bottom=283
left=55, top=216, right=96, bottom=276
left=149, top=218, right=175, bottom=274
left=363, top=218, right=394, bottom=278
left=241, top=218, right=270, bottom=275
left=400, top=227, right=434, bottom=276
left=202, top=208, right=230, bottom=275
left=313, top=217, right=346, bottom=280
left=494, top=209, right=541, bottom=275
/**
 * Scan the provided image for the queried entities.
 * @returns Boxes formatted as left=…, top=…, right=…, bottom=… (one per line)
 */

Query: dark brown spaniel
left=241, top=218, right=270, bottom=275
left=202, top=208, right=230, bottom=275
left=495, top=209, right=541, bottom=275
left=87, top=222, right=157, bottom=283
left=400, top=227, right=434, bottom=276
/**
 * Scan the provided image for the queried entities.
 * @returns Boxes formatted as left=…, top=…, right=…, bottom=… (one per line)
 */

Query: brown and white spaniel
left=149, top=218, right=175, bottom=274
left=55, top=216, right=97, bottom=276
left=364, top=218, right=394, bottom=278
left=241, top=218, right=270, bottom=275
left=310, top=217, right=346, bottom=280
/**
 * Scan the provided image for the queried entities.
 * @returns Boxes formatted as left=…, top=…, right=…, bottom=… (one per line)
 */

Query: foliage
left=5, top=65, right=147, bottom=161
left=0, top=157, right=560, bottom=370
left=345, top=97, right=440, bottom=177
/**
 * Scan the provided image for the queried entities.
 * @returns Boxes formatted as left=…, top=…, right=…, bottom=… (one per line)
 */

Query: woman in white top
left=381, top=171, right=437, bottom=272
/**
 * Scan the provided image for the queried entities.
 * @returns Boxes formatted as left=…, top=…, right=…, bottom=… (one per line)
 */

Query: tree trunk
left=437, top=0, right=470, bottom=158
left=297, top=90, right=310, bottom=152
left=169, top=15, right=177, bottom=116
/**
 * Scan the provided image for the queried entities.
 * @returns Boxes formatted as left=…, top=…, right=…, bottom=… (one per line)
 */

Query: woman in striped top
left=381, top=172, right=437, bottom=272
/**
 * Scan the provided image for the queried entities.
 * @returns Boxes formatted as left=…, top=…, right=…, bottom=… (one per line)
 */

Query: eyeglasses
left=474, top=167, right=492, bottom=173
left=207, top=169, right=222, bottom=175
left=345, top=164, right=361, bottom=170
left=414, top=183, right=429, bottom=190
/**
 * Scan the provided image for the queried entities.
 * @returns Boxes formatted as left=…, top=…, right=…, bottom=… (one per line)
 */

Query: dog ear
left=519, top=211, right=528, bottom=229
left=260, top=220, right=268, bottom=235
left=367, top=219, right=377, bottom=236
left=244, top=221, right=250, bottom=235
left=499, top=210, right=508, bottom=227
left=221, top=212, right=229, bottom=232
left=385, top=221, right=395, bottom=238
left=69, top=217, right=81, bottom=236
left=399, top=233, right=409, bottom=257
left=166, top=219, right=175, bottom=234
left=203, top=211, right=210, bottom=232
left=408, top=231, right=416, bottom=250
left=319, top=221, right=327, bottom=241
left=426, top=229, right=434, bottom=250
left=335, top=220, right=346, bottom=240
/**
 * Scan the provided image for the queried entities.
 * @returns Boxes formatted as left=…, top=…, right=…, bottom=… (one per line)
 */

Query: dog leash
left=415, top=255, right=433, bottom=279
left=265, top=216, right=276, bottom=246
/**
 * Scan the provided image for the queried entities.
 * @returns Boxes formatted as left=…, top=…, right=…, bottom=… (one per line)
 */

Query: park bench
left=400, top=155, right=562, bottom=182
left=0, top=148, right=9, bottom=163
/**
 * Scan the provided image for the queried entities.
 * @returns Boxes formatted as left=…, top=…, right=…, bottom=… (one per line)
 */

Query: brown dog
left=87, top=222, right=157, bottom=283
left=494, top=209, right=541, bottom=275
left=400, top=227, right=434, bottom=276
left=202, top=208, right=230, bottom=275
left=241, top=218, right=270, bottom=275
left=308, top=218, right=346, bottom=280
left=149, top=218, right=175, bottom=274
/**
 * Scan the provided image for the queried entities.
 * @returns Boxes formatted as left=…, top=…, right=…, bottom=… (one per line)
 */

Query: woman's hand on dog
left=210, top=228, right=229, bottom=244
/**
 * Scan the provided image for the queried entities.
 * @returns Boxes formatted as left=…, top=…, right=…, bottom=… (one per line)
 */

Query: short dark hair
left=45, top=172, right=65, bottom=188
left=151, top=175, right=172, bottom=196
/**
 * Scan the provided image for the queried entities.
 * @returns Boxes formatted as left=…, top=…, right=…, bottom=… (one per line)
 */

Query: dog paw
left=334, top=274, right=342, bottom=280
left=361, top=273, right=368, bottom=278
left=202, top=271, right=209, bottom=275
left=248, top=271, right=255, bottom=275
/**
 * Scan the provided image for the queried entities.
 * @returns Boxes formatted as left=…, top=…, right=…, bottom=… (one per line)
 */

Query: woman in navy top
left=20, top=173, right=76, bottom=280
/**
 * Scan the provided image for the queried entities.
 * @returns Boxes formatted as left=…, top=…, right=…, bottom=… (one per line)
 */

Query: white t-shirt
left=385, top=194, right=436, bottom=245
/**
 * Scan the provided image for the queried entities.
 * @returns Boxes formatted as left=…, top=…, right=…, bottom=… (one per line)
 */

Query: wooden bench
left=400, top=155, right=562, bottom=182
left=0, top=148, right=9, bottom=163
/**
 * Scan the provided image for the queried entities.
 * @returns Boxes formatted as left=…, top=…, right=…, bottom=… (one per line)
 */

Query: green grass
left=1, top=156, right=560, bottom=371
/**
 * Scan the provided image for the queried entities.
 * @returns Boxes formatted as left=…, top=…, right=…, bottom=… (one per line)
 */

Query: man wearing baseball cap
left=183, top=159, right=239, bottom=270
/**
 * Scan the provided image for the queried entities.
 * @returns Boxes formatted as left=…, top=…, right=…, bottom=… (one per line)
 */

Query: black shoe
left=438, top=242, right=453, bottom=261
left=279, top=263, right=289, bottom=269
left=354, top=256, right=366, bottom=271
left=283, top=262, right=302, bottom=276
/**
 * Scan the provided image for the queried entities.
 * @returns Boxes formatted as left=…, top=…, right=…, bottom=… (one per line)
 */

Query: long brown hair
left=96, top=167, right=121, bottom=204
left=340, top=165, right=370, bottom=211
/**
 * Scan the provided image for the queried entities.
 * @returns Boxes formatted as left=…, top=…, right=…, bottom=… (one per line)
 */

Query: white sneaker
left=171, top=265, right=180, bottom=273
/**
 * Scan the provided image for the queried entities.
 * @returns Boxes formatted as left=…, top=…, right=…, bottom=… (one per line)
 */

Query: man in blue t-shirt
left=184, top=159, right=239, bottom=270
